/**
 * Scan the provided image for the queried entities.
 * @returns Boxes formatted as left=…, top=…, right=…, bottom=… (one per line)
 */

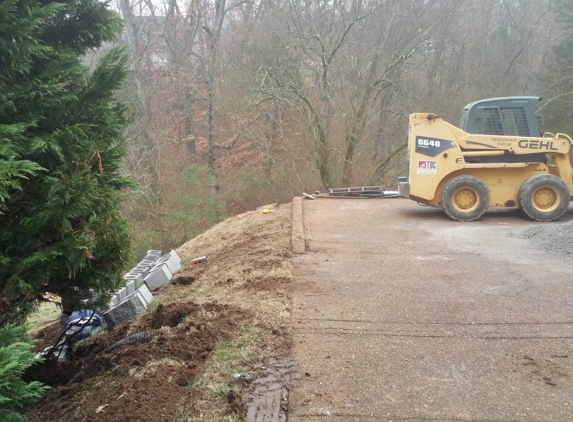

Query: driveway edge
left=292, top=197, right=305, bottom=253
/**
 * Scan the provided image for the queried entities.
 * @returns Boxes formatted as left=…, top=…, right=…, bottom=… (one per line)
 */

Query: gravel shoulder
left=290, top=198, right=573, bottom=421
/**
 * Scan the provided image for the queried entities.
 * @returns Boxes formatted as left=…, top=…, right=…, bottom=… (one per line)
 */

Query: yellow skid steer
left=398, top=96, right=573, bottom=221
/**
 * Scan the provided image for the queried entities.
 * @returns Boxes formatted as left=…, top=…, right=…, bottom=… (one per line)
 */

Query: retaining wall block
left=103, top=290, right=148, bottom=329
left=143, top=264, right=172, bottom=290
left=139, top=259, right=156, bottom=267
left=153, top=250, right=181, bottom=274
left=138, top=284, right=153, bottom=305
left=131, top=265, right=152, bottom=278
left=117, top=287, right=127, bottom=301
left=123, top=272, right=143, bottom=284
left=125, top=280, right=136, bottom=295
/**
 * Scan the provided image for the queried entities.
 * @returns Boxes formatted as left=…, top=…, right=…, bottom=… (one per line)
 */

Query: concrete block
left=138, top=284, right=153, bottom=305
left=131, top=265, right=152, bottom=278
left=139, top=259, right=156, bottom=267
left=147, top=249, right=162, bottom=256
left=125, top=280, right=136, bottom=295
left=143, top=264, right=172, bottom=290
left=117, top=287, right=127, bottom=301
left=109, top=295, right=119, bottom=308
left=154, top=250, right=181, bottom=274
left=123, top=272, right=143, bottom=284
left=153, top=259, right=180, bottom=274
left=103, top=291, right=147, bottom=329
left=157, top=249, right=178, bottom=261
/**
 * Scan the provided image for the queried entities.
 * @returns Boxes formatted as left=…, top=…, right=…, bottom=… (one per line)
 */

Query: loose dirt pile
left=25, top=203, right=294, bottom=421
left=515, top=219, right=573, bottom=257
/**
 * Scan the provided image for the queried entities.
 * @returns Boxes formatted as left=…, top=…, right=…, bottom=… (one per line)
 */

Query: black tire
left=440, top=176, right=490, bottom=222
left=518, top=174, right=570, bottom=221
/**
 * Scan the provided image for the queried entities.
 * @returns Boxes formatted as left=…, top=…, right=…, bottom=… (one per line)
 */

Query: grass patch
left=206, top=382, right=230, bottom=400
left=189, top=377, right=209, bottom=390
left=147, top=300, right=159, bottom=314
left=26, top=300, right=60, bottom=333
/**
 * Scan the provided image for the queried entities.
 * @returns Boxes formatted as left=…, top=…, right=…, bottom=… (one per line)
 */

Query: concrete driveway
left=290, top=198, right=573, bottom=421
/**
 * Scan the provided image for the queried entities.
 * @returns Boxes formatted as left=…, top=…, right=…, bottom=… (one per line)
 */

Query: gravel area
left=514, top=220, right=573, bottom=257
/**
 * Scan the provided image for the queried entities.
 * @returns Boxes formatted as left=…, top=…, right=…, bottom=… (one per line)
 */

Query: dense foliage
left=0, top=324, right=49, bottom=421
left=0, top=0, right=135, bottom=325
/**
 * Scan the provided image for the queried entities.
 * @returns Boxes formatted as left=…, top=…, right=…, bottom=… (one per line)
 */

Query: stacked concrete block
left=123, top=272, right=143, bottom=285
left=103, top=288, right=149, bottom=329
left=143, top=265, right=172, bottom=290
left=138, top=284, right=153, bottom=305
left=147, top=249, right=162, bottom=258
left=152, top=250, right=181, bottom=274
left=118, top=287, right=127, bottom=301
left=125, top=280, right=136, bottom=295
left=130, top=265, right=151, bottom=279
left=103, top=249, right=183, bottom=329
left=103, top=249, right=164, bottom=328
left=141, top=250, right=181, bottom=291
left=107, top=250, right=161, bottom=312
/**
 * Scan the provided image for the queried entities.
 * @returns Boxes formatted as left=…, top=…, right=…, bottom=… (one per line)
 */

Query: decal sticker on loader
left=415, top=136, right=456, bottom=157
left=417, top=160, right=437, bottom=174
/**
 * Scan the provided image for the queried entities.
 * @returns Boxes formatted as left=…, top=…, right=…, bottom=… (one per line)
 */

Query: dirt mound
left=25, top=203, right=294, bottom=421
left=172, top=275, right=196, bottom=285
left=150, top=301, right=251, bottom=329
left=26, top=301, right=247, bottom=421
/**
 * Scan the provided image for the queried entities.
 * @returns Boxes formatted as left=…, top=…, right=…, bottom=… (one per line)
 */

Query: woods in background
left=105, top=0, right=573, bottom=255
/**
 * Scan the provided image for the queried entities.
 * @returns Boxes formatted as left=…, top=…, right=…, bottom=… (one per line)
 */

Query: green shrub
left=0, top=324, right=49, bottom=421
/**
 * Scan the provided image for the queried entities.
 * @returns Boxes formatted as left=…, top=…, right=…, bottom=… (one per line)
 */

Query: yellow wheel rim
left=452, top=186, right=479, bottom=212
left=532, top=186, right=560, bottom=212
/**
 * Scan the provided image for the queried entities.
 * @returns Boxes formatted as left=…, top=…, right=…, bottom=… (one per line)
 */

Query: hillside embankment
left=26, top=202, right=295, bottom=421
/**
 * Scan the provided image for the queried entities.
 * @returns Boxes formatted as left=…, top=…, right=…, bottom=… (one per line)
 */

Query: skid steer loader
left=398, top=96, right=573, bottom=221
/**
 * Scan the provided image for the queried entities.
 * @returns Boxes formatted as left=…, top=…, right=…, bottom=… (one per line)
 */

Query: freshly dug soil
left=26, top=301, right=248, bottom=421
left=25, top=202, right=294, bottom=421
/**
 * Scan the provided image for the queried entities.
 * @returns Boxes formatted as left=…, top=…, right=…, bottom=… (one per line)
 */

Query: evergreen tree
left=0, top=324, right=49, bottom=421
left=0, top=0, right=135, bottom=325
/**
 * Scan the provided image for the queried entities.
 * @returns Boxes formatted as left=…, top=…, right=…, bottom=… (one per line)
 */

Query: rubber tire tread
left=441, top=175, right=490, bottom=222
left=518, top=174, right=570, bottom=222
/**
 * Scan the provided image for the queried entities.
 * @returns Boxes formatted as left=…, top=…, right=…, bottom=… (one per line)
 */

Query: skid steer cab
left=398, top=96, right=573, bottom=221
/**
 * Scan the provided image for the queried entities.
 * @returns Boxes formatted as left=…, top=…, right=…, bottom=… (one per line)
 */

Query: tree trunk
left=185, top=88, right=196, bottom=159
left=206, top=54, right=219, bottom=209
left=119, top=0, right=160, bottom=194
